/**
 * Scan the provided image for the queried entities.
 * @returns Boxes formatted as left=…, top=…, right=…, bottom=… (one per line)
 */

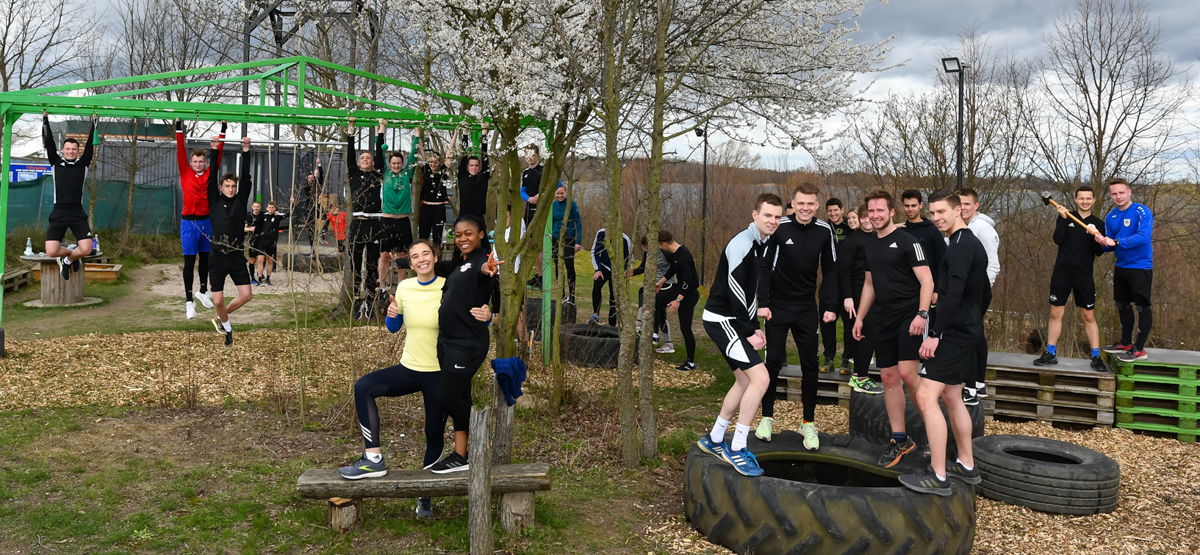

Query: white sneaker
left=801, top=422, right=820, bottom=451
left=655, top=343, right=675, bottom=354
left=186, top=301, right=196, bottom=319
left=195, top=291, right=214, bottom=309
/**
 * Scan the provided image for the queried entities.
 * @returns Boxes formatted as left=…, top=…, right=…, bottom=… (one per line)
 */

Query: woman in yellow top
left=338, top=240, right=490, bottom=517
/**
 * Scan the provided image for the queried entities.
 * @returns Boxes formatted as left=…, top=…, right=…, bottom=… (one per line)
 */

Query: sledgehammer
left=1041, top=191, right=1100, bottom=236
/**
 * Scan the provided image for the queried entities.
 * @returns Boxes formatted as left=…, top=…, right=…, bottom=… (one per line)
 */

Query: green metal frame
left=0, top=56, right=548, bottom=344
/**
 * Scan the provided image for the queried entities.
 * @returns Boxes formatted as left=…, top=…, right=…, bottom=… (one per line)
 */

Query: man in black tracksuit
left=42, top=112, right=97, bottom=280
left=820, top=197, right=853, bottom=372
left=345, top=119, right=387, bottom=320
left=206, top=136, right=254, bottom=347
left=755, top=183, right=838, bottom=450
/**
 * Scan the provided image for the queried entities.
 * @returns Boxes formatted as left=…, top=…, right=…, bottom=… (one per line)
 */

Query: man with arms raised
left=754, top=183, right=838, bottom=449
left=175, top=119, right=225, bottom=318
left=852, top=190, right=934, bottom=468
left=1034, top=186, right=1108, bottom=370
left=41, top=111, right=97, bottom=281
left=899, top=189, right=985, bottom=495
left=956, top=188, right=999, bottom=405
left=1096, top=178, right=1154, bottom=362
left=695, top=193, right=783, bottom=477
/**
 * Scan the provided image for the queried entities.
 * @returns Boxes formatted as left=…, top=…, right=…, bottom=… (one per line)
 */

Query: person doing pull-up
left=206, top=134, right=254, bottom=347
left=176, top=119, right=226, bottom=319
left=41, top=111, right=96, bottom=281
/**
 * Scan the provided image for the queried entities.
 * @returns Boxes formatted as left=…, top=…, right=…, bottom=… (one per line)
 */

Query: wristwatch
left=916, top=310, right=929, bottom=319
left=928, top=329, right=940, bottom=339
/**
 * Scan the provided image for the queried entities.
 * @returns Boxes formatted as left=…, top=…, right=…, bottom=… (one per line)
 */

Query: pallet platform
left=1111, top=348, right=1199, bottom=443
left=2, top=269, right=31, bottom=293
left=777, top=365, right=881, bottom=408
left=1116, top=374, right=1199, bottom=398
left=984, top=352, right=1115, bottom=428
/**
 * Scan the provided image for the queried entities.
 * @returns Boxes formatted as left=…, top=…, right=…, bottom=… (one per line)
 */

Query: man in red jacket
left=176, top=119, right=226, bottom=320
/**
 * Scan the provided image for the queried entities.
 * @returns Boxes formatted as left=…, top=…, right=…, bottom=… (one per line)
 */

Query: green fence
left=6, top=175, right=178, bottom=236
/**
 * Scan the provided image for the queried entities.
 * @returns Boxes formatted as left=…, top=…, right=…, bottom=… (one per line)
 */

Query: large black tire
left=848, top=390, right=985, bottom=456
left=684, top=432, right=976, bottom=554
left=972, top=435, right=1120, bottom=515
left=564, top=324, right=636, bottom=368
left=524, top=297, right=558, bottom=341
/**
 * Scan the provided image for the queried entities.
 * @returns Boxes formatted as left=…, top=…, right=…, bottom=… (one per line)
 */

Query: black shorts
left=703, top=317, right=762, bottom=371
left=209, top=252, right=251, bottom=292
left=922, top=335, right=976, bottom=386
left=438, top=338, right=490, bottom=375
left=1113, top=267, right=1152, bottom=307
left=46, top=205, right=92, bottom=243
left=1049, top=265, right=1096, bottom=309
left=252, top=237, right=278, bottom=259
left=872, top=309, right=923, bottom=368
left=380, top=217, right=414, bottom=253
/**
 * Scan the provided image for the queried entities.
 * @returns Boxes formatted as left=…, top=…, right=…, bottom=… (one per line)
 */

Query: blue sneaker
left=337, top=454, right=387, bottom=480
left=696, top=435, right=728, bottom=458
left=721, top=447, right=764, bottom=477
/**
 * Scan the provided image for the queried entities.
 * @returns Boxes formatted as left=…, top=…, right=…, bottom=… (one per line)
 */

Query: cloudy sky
left=673, top=0, right=1200, bottom=169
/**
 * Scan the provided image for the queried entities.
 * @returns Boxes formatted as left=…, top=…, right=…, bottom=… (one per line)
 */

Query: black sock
left=892, top=432, right=907, bottom=444
left=1118, top=304, right=1135, bottom=345
left=1135, top=308, right=1152, bottom=351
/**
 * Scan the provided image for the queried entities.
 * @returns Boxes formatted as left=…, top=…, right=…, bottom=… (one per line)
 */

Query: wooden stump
left=500, top=491, right=535, bottom=535
left=468, top=407, right=493, bottom=555
left=21, top=256, right=84, bottom=305
left=327, top=497, right=362, bottom=532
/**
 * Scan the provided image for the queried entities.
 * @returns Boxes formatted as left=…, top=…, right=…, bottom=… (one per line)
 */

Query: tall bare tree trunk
left=125, top=118, right=140, bottom=235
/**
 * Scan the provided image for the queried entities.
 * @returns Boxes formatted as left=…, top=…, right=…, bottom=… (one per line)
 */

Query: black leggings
left=182, top=252, right=209, bottom=302
left=419, top=203, right=447, bottom=246
left=553, top=241, right=577, bottom=298
left=592, top=270, right=616, bottom=325
left=656, top=288, right=698, bottom=361
left=350, top=219, right=381, bottom=299
left=821, top=304, right=854, bottom=365
left=353, top=364, right=445, bottom=468
left=437, top=341, right=487, bottom=436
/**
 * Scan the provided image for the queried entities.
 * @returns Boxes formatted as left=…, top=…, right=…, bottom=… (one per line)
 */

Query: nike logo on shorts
left=454, top=364, right=465, bottom=369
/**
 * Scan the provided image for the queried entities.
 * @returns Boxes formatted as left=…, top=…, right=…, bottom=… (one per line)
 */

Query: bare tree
left=1028, top=0, right=1191, bottom=191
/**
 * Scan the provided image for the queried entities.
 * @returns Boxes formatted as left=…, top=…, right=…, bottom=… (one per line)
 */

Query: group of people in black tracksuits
left=695, top=185, right=992, bottom=496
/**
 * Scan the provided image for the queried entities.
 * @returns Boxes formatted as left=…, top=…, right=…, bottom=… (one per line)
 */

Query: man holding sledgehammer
left=1033, top=186, right=1108, bottom=371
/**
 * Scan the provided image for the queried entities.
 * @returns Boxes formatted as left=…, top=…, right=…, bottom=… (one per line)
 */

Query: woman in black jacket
left=838, top=205, right=883, bottom=394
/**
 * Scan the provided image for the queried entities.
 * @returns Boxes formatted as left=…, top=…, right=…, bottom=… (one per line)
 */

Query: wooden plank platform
left=296, top=462, right=551, bottom=499
left=1116, top=393, right=1197, bottom=413
left=1112, top=348, right=1200, bottom=369
left=2, top=269, right=31, bottom=292
left=1116, top=422, right=1198, bottom=443
left=778, top=365, right=879, bottom=408
left=1117, top=375, right=1199, bottom=399
left=992, top=398, right=1114, bottom=426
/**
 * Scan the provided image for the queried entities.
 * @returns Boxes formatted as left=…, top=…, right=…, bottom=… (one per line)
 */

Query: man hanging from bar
left=175, top=118, right=226, bottom=319
left=41, top=111, right=97, bottom=281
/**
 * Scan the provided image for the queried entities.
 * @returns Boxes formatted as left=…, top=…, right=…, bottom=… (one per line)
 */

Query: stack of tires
left=561, top=323, right=636, bottom=368
left=972, top=435, right=1120, bottom=515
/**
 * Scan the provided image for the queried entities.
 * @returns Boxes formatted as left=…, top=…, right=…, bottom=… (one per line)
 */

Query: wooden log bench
left=296, top=462, right=552, bottom=533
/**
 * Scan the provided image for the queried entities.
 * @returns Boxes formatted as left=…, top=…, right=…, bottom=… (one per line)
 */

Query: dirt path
left=7, top=263, right=344, bottom=339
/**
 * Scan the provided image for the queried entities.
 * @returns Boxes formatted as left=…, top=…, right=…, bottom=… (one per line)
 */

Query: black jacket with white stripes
left=703, top=223, right=771, bottom=337
left=759, top=216, right=838, bottom=310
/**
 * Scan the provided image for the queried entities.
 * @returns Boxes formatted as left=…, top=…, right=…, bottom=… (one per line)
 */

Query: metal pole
left=700, top=128, right=708, bottom=283
left=242, top=0, right=251, bottom=139
left=0, top=112, right=12, bottom=355
left=956, top=71, right=964, bottom=191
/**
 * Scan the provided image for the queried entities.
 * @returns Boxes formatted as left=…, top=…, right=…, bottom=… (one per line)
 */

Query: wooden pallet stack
left=777, top=365, right=881, bottom=408
left=984, top=352, right=1115, bottom=428
left=2, top=269, right=32, bottom=292
left=1112, top=348, right=1200, bottom=443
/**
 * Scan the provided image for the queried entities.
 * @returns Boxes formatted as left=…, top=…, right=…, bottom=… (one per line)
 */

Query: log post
left=500, top=491, right=535, bottom=535
left=468, top=407, right=493, bottom=555
left=327, top=497, right=362, bottom=532
left=493, top=383, right=513, bottom=465
left=36, top=258, right=84, bottom=305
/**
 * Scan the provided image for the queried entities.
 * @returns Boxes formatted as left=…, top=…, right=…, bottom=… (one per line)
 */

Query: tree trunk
left=600, top=0, right=639, bottom=469
left=125, top=117, right=139, bottom=235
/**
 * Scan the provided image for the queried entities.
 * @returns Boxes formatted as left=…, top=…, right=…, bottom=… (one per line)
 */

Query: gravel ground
left=2, top=330, right=1196, bottom=553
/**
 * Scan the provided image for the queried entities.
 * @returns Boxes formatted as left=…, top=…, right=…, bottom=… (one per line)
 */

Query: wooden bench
left=296, top=462, right=552, bottom=533
left=2, top=269, right=31, bottom=293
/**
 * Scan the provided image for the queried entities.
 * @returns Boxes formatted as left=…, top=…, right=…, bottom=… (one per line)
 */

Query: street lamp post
left=697, top=126, right=708, bottom=282
left=942, top=57, right=967, bottom=191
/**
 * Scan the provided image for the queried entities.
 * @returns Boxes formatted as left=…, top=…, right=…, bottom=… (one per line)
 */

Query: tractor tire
left=564, top=324, right=628, bottom=368
left=972, top=435, right=1120, bottom=515
left=684, top=432, right=976, bottom=554
left=847, top=389, right=985, bottom=455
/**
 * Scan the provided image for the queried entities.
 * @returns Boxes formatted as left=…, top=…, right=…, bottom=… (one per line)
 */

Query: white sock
left=935, top=472, right=946, bottom=481
left=965, top=387, right=977, bottom=396
left=976, top=381, right=985, bottom=390
left=222, top=319, right=232, bottom=332
left=956, top=458, right=973, bottom=470
left=365, top=451, right=382, bottom=463
left=731, top=424, right=751, bottom=451
left=710, top=416, right=730, bottom=444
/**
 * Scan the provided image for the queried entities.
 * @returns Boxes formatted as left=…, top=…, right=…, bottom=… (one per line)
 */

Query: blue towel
left=491, top=357, right=527, bottom=407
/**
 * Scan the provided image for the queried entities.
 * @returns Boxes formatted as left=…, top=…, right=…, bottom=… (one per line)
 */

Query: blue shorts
left=181, top=218, right=212, bottom=255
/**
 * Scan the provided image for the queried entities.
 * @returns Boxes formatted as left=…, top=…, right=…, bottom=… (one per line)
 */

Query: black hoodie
left=905, top=218, right=947, bottom=287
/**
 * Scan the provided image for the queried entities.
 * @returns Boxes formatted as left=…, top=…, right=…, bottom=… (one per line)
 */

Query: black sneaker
left=1033, top=351, right=1058, bottom=366
left=416, top=497, right=434, bottom=519
left=962, top=388, right=980, bottom=406
left=946, top=460, right=982, bottom=484
left=360, top=299, right=375, bottom=320
left=1102, top=343, right=1131, bottom=354
left=264, top=276, right=272, bottom=286
left=224, top=330, right=234, bottom=348
left=353, top=299, right=366, bottom=321
left=675, top=362, right=696, bottom=372
left=429, top=452, right=469, bottom=474
left=879, top=437, right=917, bottom=468
left=899, top=467, right=953, bottom=496
left=58, top=256, right=71, bottom=280
left=70, top=257, right=82, bottom=273
left=1091, top=356, right=1109, bottom=372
